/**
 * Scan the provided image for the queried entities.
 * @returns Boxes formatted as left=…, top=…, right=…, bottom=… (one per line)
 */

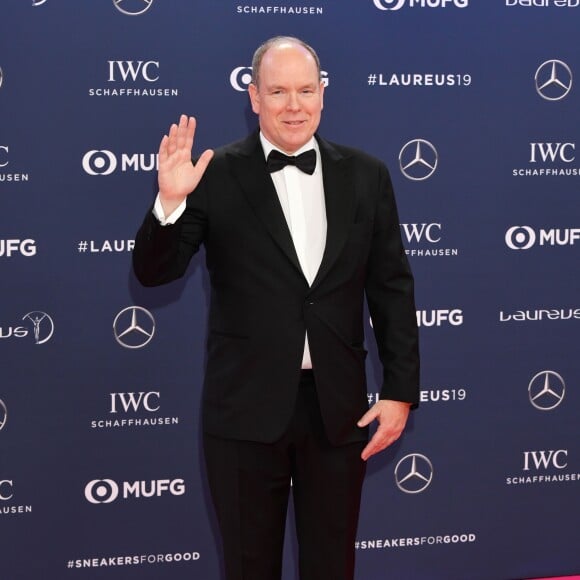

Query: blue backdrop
left=1, top=1, right=578, bottom=579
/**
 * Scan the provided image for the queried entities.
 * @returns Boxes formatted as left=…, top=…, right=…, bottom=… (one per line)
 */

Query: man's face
left=248, top=43, right=324, bottom=155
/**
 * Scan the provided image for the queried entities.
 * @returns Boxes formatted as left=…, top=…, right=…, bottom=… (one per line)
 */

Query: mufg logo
left=374, top=0, right=469, bottom=10
left=82, top=150, right=158, bottom=175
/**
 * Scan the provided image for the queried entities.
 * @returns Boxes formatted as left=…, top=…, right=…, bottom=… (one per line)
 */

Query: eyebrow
left=265, top=82, right=319, bottom=91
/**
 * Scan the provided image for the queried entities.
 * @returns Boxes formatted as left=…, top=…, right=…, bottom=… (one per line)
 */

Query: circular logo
left=113, top=0, right=154, bottom=16
left=399, top=139, right=438, bottom=181
left=230, top=67, right=253, bottom=92
left=113, top=306, right=155, bottom=349
left=535, top=60, right=573, bottom=101
left=0, top=67, right=4, bottom=89
left=395, top=453, right=433, bottom=494
left=85, top=479, right=119, bottom=504
left=22, top=311, right=54, bottom=345
left=82, top=150, right=117, bottom=176
left=505, top=226, right=536, bottom=250
left=32, top=0, right=48, bottom=6
left=0, top=399, right=7, bottom=431
left=373, top=0, right=406, bottom=10
left=528, top=370, right=565, bottom=411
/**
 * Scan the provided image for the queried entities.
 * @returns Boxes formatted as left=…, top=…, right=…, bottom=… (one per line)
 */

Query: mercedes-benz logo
left=22, top=311, right=55, bottom=345
left=528, top=370, right=565, bottom=411
left=399, top=139, right=438, bottom=181
left=395, top=453, right=433, bottom=494
left=113, top=0, right=154, bottom=16
left=113, top=306, right=155, bottom=349
left=0, top=399, right=7, bottom=431
left=535, top=60, right=573, bottom=101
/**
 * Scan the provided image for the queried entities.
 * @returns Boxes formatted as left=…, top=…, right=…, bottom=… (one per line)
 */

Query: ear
left=248, top=83, right=260, bottom=114
left=319, top=81, right=325, bottom=111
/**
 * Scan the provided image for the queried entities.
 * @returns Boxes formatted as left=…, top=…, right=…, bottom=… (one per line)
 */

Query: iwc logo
left=535, top=60, right=573, bottom=101
left=113, top=306, right=155, bottom=349
left=528, top=370, right=565, bottom=411
left=399, top=139, right=438, bottom=181
left=113, top=0, right=154, bottom=16
left=395, top=453, right=433, bottom=493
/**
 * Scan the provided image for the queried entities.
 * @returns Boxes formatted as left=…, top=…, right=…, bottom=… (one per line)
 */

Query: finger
left=175, top=114, right=190, bottom=150
left=193, top=149, right=214, bottom=178
left=361, top=435, right=383, bottom=461
left=361, top=431, right=396, bottom=461
left=158, top=134, right=169, bottom=162
left=357, top=407, right=377, bottom=428
left=183, top=116, right=196, bottom=153
left=167, top=123, right=178, bottom=156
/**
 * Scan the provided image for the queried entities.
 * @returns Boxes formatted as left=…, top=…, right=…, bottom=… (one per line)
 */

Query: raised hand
left=158, top=115, right=214, bottom=216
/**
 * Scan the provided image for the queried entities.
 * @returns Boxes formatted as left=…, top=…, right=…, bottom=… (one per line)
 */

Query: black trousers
left=203, top=371, right=367, bottom=580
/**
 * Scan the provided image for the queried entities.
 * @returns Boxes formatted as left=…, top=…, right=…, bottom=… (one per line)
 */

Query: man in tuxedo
left=133, top=36, right=419, bottom=580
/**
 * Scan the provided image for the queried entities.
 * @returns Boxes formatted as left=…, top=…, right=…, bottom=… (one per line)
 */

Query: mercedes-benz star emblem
left=113, top=306, right=155, bottom=349
left=399, top=139, right=438, bottom=181
left=0, top=399, right=7, bottom=431
left=535, top=60, right=573, bottom=101
left=113, top=0, right=154, bottom=16
left=395, top=453, right=433, bottom=494
left=22, top=311, right=55, bottom=345
left=528, top=370, right=565, bottom=411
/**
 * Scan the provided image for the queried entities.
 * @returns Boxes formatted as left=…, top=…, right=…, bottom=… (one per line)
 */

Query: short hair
left=251, top=36, right=321, bottom=88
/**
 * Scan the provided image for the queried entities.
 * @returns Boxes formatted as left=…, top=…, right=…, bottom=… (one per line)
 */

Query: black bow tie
left=267, top=149, right=316, bottom=175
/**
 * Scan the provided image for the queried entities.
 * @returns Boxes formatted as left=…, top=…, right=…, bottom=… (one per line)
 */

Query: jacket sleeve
left=365, top=162, right=420, bottom=406
left=132, top=178, right=208, bottom=287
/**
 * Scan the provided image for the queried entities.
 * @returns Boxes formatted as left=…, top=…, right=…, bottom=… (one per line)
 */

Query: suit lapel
left=226, top=133, right=304, bottom=277
left=226, top=132, right=356, bottom=288
left=311, top=136, right=355, bottom=290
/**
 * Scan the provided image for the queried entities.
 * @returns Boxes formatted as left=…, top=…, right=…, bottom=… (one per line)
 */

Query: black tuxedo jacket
left=133, top=132, right=419, bottom=445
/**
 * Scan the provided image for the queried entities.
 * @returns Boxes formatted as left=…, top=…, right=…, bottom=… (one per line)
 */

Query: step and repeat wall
left=1, top=1, right=578, bottom=579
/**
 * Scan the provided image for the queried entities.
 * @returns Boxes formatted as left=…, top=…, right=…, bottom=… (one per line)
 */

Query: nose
left=286, top=91, right=300, bottom=111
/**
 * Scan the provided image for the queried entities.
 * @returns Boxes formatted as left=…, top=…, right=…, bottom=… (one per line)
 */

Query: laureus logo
left=0, top=399, right=7, bottom=431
